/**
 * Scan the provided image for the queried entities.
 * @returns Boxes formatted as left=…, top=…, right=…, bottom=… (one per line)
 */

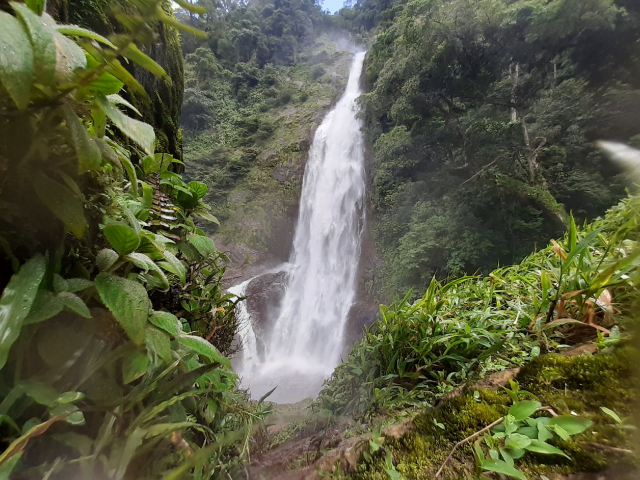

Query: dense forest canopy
left=174, top=0, right=359, bottom=228
left=333, top=0, right=640, bottom=297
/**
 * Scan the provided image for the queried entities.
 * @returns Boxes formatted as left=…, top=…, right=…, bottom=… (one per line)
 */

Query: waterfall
left=234, top=51, right=367, bottom=403
left=228, top=279, right=258, bottom=374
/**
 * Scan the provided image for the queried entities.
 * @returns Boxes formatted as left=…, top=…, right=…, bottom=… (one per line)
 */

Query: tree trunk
left=510, top=63, right=519, bottom=122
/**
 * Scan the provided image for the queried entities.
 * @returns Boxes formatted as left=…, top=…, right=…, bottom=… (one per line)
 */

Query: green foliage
left=347, top=348, right=638, bottom=480
left=173, top=1, right=358, bottom=231
left=317, top=196, right=640, bottom=417
left=347, top=0, right=639, bottom=296
left=473, top=394, right=593, bottom=480
left=0, top=2, right=265, bottom=478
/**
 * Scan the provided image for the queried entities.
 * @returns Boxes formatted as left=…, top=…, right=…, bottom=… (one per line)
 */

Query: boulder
left=246, top=271, right=288, bottom=334
left=343, top=301, right=378, bottom=348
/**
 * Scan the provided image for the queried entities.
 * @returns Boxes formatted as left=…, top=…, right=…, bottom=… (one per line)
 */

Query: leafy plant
left=0, top=1, right=262, bottom=478
left=473, top=400, right=592, bottom=480
left=318, top=196, right=639, bottom=417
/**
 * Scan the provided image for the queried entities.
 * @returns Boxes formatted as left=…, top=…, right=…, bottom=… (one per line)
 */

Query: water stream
left=231, top=51, right=367, bottom=403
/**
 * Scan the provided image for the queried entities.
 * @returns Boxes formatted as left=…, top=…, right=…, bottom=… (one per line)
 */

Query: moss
left=344, top=348, right=639, bottom=480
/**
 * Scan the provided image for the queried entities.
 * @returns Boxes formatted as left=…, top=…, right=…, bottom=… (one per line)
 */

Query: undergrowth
left=317, top=196, right=640, bottom=417
left=346, top=347, right=639, bottom=480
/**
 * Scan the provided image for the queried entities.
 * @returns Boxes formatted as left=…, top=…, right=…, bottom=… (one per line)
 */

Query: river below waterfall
left=230, top=51, right=367, bottom=403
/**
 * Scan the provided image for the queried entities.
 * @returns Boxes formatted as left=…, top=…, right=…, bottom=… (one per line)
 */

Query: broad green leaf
left=96, top=248, right=119, bottom=271
left=53, top=30, right=86, bottom=84
left=195, top=210, right=220, bottom=224
left=0, top=255, right=46, bottom=369
left=52, top=274, right=68, bottom=294
left=160, top=250, right=186, bottom=285
left=600, top=406, right=622, bottom=424
left=95, top=273, right=151, bottom=345
left=126, top=252, right=169, bottom=290
left=0, top=11, right=34, bottom=109
left=105, top=58, right=148, bottom=98
left=188, top=181, right=207, bottom=199
left=122, top=350, right=149, bottom=384
left=62, top=105, right=102, bottom=173
left=524, top=439, right=570, bottom=458
left=481, top=459, right=528, bottom=480
left=104, top=224, right=140, bottom=256
left=89, top=70, right=124, bottom=96
left=515, top=426, right=538, bottom=439
left=25, top=0, right=46, bottom=14
left=177, top=335, right=231, bottom=368
left=145, top=326, right=172, bottom=364
left=56, top=25, right=117, bottom=49
left=508, top=401, right=541, bottom=422
left=187, top=234, right=216, bottom=258
left=107, top=94, right=142, bottom=116
left=537, top=423, right=553, bottom=442
left=499, top=447, right=514, bottom=467
left=58, top=292, right=91, bottom=318
left=50, top=403, right=85, bottom=425
left=66, top=278, right=93, bottom=293
left=85, top=52, right=123, bottom=96
left=33, top=173, right=87, bottom=238
left=142, top=153, right=173, bottom=176
left=504, top=433, right=531, bottom=450
left=121, top=44, right=167, bottom=80
left=149, top=311, right=182, bottom=337
left=548, top=415, right=593, bottom=436
left=96, top=95, right=155, bottom=156
left=11, top=2, right=56, bottom=88
left=21, top=380, right=58, bottom=407
left=23, top=290, right=63, bottom=325
left=56, top=391, right=85, bottom=404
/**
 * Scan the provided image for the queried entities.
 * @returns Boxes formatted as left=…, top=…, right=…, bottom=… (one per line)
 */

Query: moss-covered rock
left=47, top=0, right=184, bottom=158
left=347, top=348, right=639, bottom=480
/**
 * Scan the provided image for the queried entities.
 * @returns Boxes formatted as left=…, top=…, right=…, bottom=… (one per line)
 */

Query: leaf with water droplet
left=0, top=11, right=34, bottom=109
left=95, top=273, right=151, bottom=345
left=0, top=255, right=46, bottom=369
left=96, top=95, right=155, bottom=156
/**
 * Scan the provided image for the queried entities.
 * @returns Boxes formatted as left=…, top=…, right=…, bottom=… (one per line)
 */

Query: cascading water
left=228, top=279, right=259, bottom=374
left=234, top=51, right=367, bottom=403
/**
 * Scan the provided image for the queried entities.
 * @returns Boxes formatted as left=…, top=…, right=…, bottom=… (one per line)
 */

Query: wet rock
left=246, top=271, right=287, bottom=334
left=344, top=301, right=378, bottom=347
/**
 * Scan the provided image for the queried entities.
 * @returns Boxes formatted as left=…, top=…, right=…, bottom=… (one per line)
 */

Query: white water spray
left=228, top=279, right=258, bottom=374
left=235, top=52, right=367, bottom=403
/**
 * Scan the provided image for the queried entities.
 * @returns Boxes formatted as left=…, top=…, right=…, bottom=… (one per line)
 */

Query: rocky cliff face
left=47, top=0, right=184, bottom=158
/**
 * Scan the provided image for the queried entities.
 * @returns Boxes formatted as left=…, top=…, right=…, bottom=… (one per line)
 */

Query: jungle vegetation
left=174, top=0, right=355, bottom=227
left=1, top=0, right=639, bottom=479
left=340, top=0, right=640, bottom=297
left=0, top=1, right=269, bottom=478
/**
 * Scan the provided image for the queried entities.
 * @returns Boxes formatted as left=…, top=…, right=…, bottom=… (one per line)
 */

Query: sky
left=321, top=0, right=346, bottom=13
